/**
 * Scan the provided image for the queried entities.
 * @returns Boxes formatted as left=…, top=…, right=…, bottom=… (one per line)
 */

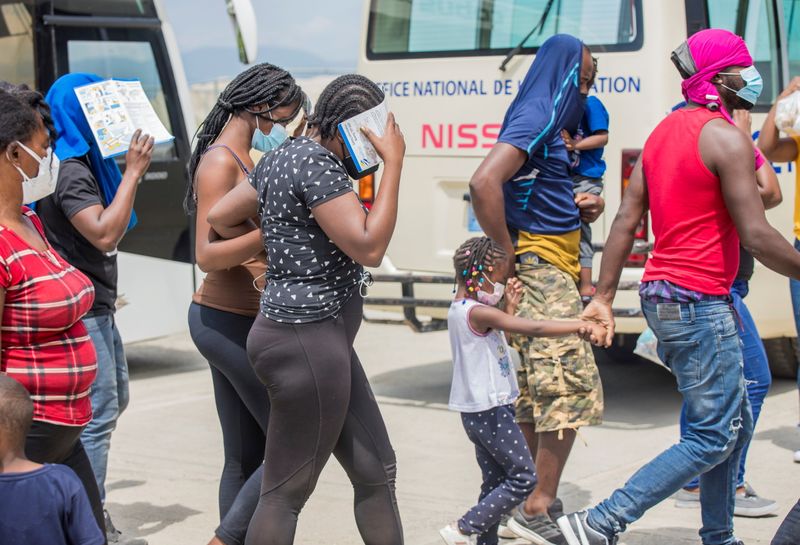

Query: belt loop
left=688, top=302, right=696, bottom=323
left=731, top=301, right=743, bottom=332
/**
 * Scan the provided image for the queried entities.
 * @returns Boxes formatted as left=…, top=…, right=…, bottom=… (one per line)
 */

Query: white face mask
left=477, top=274, right=505, bottom=306
left=10, top=142, right=60, bottom=203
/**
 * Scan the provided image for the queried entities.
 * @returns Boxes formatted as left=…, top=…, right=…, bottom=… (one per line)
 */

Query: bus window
left=66, top=39, right=176, bottom=161
left=0, top=3, right=34, bottom=88
left=786, top=0, right=800, bottom=76
left=368, top=0, right=642, bottom=58
left=51, top=0, right=157, bottom=18
left=706, top=0, right=780, bottom=108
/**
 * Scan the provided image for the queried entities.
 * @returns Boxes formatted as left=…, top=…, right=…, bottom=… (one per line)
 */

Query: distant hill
left=180, top=45, right=355, bottom=84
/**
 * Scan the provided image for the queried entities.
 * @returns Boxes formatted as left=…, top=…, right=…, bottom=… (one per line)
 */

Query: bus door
left=34, top=0, right=192, bottom=264
left=27, top=0, right=195, bottom=342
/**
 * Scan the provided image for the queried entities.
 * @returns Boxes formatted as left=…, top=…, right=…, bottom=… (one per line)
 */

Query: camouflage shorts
left=511, top=262, right=604, bottom=432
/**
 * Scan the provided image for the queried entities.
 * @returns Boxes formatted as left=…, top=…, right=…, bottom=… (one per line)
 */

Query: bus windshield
left=368, top=0, right=642, bottom=59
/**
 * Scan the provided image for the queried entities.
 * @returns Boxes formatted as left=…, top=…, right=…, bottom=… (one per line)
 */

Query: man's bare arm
left=757, top=76, right=800, bottom=162
left=581, top=155, right=648, bottom=346
left=469, top=143, right=527, bottom=276
left=703, top=120, right=800, bottom=278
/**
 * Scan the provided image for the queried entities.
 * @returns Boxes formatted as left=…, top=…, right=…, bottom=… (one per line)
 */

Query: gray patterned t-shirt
left=249, top=136, right=363, bottom=323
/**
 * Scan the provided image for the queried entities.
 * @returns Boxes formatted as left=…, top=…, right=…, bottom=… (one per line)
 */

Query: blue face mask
left=718, top=66, right=763, bottom=105
left=251, top=114, right=288, bottom=152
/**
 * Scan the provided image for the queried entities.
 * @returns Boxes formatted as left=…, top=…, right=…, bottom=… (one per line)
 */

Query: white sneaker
left=498, top=513, right=516, bottom=539
left=794, top=449, right=800, bottom=463
left=439, top=522, right=477, bottom=545
left=498, top=505, right=520, bottom=539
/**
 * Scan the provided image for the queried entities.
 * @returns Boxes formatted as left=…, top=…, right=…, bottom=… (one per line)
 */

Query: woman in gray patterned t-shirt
left=208, top=74, right=406, bottom=545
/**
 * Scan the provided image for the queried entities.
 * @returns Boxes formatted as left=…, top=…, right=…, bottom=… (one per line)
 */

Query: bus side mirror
left=226, top=0, right=258, bottom=64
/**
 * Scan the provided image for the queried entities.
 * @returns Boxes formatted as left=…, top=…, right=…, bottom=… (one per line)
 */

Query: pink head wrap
left=679, top=29, right=764, bottom=169
left=681, top=29, right=753, bottom=113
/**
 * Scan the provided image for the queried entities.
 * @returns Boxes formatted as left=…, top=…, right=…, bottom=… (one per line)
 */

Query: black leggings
left=245, top=295, right=403, bottom=545
left=25, top=421, right=106, bottom=543
left=189, top=303, right=269, bottom=544
left=772, top=499, right=800, bottom=545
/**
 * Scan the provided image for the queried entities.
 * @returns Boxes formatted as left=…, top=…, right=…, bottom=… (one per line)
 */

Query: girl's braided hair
left=185, top=63, right=303, bottom=213
left=453, top=237, right=508, bottom=296
left=307, top=74, right=384, bottom=140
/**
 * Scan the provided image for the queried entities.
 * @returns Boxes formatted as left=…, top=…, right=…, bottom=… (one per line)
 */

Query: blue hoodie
left=498, top=34, right=585, bottom=236
left=45, top=73, right=137, bottom=229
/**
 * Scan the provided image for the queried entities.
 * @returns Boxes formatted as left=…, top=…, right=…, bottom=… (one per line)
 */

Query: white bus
left=0, top=0, right=256, bottom=343
left=358, top=0, right=800, bottom=377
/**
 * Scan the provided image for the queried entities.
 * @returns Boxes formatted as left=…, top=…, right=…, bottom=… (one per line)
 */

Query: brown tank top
left=192, top=144, right=266, bottom=317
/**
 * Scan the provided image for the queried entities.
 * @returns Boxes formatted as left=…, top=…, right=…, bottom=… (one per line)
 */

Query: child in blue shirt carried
left=561, top=93, right=610, bottom=305
left=0, top=375, right=104, bottom=545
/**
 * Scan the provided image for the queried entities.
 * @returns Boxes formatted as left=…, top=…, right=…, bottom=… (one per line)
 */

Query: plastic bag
left=775, top=90, right=800, bottom=135
left=633, top=327, right=667, bottom=369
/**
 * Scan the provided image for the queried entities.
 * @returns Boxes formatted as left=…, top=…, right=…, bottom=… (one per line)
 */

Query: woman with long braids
left=186, top=63, right=307, bottom=545
left=208, top=74, right=405, bottom=545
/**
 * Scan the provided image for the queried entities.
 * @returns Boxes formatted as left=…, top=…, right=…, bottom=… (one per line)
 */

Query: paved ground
left=104, top=320, right=800, bottom=545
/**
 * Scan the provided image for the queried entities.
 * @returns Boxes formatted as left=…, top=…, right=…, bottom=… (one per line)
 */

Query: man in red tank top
left=554, top=29, right=800, bottom=545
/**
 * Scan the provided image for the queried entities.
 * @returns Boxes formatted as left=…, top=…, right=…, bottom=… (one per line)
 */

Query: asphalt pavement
left=104, top=320, right=800, bottom=545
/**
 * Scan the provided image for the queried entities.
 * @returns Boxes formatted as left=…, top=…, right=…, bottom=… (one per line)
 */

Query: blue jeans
left=680, top=280, right=771, bottom=489
left=81, top=313, right=130, bottom=503
left=790, top=239, right=800, bottom=390
left=587, top=299, right=753, bottom=545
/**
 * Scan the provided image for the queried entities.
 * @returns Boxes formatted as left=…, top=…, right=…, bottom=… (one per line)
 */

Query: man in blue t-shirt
left=0, top=375, right=104, bottom=545
left=561, top=93, right=610, bottom=302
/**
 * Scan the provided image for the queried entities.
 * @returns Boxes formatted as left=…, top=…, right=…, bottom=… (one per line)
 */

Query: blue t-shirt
left=0, top=464, right=104, bottom=545
left=499, top=126, right=581, bottom=236
left=495, top=34, right=587, bottom=237
left=572, top=96, right=609, bottom=179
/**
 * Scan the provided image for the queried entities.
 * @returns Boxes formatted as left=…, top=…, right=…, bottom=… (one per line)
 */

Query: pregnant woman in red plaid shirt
left=0, top=90, right=105, bottom=539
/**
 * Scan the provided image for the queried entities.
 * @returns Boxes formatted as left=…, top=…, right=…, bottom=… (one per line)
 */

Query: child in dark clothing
left=561, top=94, right=610, bottom=304
left=0, top=375, right=104, bottom=545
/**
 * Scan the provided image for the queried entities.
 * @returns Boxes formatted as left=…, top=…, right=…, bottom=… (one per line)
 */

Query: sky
left=163, top=0, right=364, bottom=82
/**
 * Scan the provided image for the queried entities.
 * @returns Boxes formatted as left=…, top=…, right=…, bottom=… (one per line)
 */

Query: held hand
left=778, top=76, right=800, bottom=100
left=561, top=129, right=576, bottom=151
left=504, top=277, right=523, bottom=313
left=575, top=193, right=605, bottom=223
left=732, top=109, right=753, bottom=137
left=581, top=299, right=615, bottom=347
left=125, top=129, right=155, bottom=178
left=583, top=322, right=608, bottom=346
left=362, top=112, right=405, bottom=167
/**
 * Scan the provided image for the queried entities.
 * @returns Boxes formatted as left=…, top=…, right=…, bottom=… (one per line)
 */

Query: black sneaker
left=507, top=509, right=567, bottom=545
left=548, top=498, right=565, bottom=520
left=557, top=512, right=615, bottom=545
left=104, top=510, right=148, bottom=545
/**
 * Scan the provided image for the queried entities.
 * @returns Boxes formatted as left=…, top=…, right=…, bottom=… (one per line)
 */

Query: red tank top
left=641, top=107, right=739, bottom=295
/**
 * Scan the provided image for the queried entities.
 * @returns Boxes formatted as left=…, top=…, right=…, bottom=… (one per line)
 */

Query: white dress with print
left=447, top=299, right=519, bottom=413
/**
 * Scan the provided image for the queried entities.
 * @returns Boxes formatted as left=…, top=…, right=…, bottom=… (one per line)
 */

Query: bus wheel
left=763, top=337, right=800, bottom=379
left=593, top=333, right=647, bottom=365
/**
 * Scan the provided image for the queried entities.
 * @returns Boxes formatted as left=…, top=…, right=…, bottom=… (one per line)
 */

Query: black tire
left=763, top=337, right=800, bottom=379
left=593, top=333, right=649, bottom=365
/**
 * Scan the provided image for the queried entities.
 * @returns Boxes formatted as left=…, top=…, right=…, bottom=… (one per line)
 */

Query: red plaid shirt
left=0, top=207, right=96, bottom=426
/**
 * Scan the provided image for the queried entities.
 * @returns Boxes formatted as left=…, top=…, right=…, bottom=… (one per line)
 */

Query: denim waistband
left=640, top=297, right=734, bottom=320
